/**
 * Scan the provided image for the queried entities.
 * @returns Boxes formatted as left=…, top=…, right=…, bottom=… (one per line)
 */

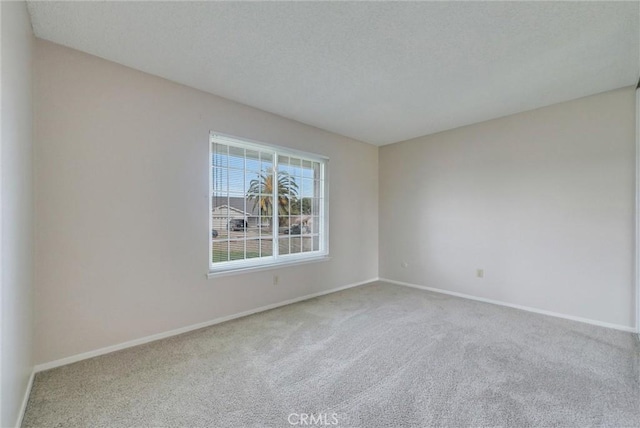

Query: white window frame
left=208, top=132, right=329, bottom=277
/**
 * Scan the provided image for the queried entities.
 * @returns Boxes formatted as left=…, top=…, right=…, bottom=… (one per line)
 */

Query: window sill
left=207, top=255, right=331, bottom=279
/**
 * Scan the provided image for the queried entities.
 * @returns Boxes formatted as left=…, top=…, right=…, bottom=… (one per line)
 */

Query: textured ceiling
left=27, top=1, right=639, bottom=146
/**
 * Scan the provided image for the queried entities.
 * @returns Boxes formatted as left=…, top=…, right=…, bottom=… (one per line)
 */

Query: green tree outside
left=246, top=170, right=299, bottom=227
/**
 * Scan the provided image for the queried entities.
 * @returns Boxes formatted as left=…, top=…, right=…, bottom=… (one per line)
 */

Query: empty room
left=1, top=1, right=639, bottom=427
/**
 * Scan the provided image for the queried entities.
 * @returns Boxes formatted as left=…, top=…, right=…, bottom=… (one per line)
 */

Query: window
left=209, top=133, right=328, bottom=275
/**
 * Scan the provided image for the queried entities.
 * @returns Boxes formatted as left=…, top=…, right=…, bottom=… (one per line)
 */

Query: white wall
left=1, top=1, right=34, bottom=426
left=380, top=87, right=636, bottom=329
left=33, top=40, right=378, bottom=365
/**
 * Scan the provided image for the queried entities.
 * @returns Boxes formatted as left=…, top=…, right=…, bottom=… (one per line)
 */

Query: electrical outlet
left=273, top=275, right=279, bottom=286
left=476, top=269, right=484, bottom=278
left=401, top=261, right=409, bottom=268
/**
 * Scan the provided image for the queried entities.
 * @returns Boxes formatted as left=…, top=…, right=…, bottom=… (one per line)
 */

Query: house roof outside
left=212, top=196, right=260, bottom=217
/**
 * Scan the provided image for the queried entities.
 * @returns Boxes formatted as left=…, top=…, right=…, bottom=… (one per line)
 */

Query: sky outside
left=211, top=150, right=320, bottom=198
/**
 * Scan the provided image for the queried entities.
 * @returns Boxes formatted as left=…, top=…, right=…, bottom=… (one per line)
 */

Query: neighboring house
left=212, top=197, right=314, bottom=232
left=211, top=197, right=261, bottom=230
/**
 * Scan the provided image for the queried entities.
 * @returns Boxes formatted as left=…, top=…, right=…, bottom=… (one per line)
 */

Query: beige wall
left=1, top=1, right=35, bottom=426
left=33, top=40, right=379, bottom=365
left=380, top=87, right=636, bottom=329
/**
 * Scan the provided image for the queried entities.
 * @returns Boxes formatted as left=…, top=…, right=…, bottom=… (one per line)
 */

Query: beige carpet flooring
left=23, top=281, right=640, bottom=427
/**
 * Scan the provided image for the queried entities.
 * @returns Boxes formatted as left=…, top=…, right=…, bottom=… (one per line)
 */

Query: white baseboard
left=33, top=277, right=378, bottom=373
left=380, top=278, right=637, bottom=333
left=15, top=369, right=35, bottom=428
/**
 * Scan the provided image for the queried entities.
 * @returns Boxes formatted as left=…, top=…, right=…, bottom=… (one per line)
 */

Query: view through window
left=210, top=133, right=327, bottom=272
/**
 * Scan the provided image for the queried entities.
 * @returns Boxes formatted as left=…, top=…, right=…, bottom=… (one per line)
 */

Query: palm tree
left=246, top=170, right=299, bottom=227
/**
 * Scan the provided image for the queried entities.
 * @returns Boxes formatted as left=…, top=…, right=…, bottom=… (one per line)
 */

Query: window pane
left=227, top=212, right=248, bottom=237
left=289, top=157, right=302, bottom=176
left=261, top=239, right=273, bottom=257
left=278, top=155, right=293, bottom=177
left=278, top=216, right=289, bottom=236
left=228, top=146, right=244, bottom=169
left=212, top=144, right=228, bottom=167
left=302, top=178, right=314, bottom=198
left=302, top=160, right=313, bottom=178
left=212, top=241, right=229, bottom=263
left=302, top=236, right=313, bottom=252
left=246, top=150, right=260, bottom=172
left=228, top=169, right=244, bottom=195
left=315, top=180, right=323, bottom=199
left=311, top=216, right=320, bottom=234
left=302, top=217, right=312, bottom=234
left=212, top=206, right=224, bottom=238
left=299, top=197, right=312, bottom=215
left=261, top=152, right=273, bottom=172
left=259, top=215, right=271, bottom=235
left=247, top=191, right=268, bottom=214
left=245, top=239, right=261, bottom=259
left=246, top=170, right=260, bottom=191
left=311, top=199, right=320, bottom=217
left=212, top=168, right=228, bottom=194
left=288, top=220, right=301, bottom=236
left=278, top=155, right=289, bottom=167
left=288, top=196, right=301, bottom=216
left=228, top=240, right=245, bottom=261
left=290, top=236, right=302, bottom=254
left=278, top=237, right=290, bottom=255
